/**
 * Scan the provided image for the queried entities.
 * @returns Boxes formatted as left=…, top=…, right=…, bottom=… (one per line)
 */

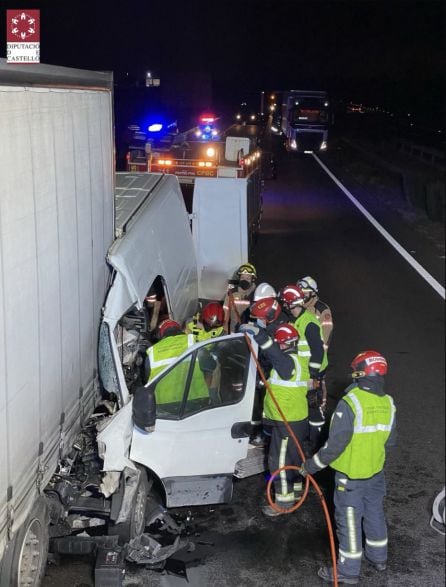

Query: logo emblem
left=6, top=10, right=40, bottom=63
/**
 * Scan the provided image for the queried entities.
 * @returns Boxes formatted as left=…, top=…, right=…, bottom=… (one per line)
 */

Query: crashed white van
left=97, top=172, right=263, bottom=512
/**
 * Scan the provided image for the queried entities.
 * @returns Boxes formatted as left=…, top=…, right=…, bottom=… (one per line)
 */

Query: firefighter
left=242, top=297, right=290, bottom=447
left=240, top=322, right=310, bottom=515
left=279, top=284, right=327, bottom=452
left=223, top=263, right=257, bottom=332
left=301, top=351, right=396, bottom=584
left=145, top=319, right=213, bottom=406
left=185, top=302, right=226, bottom=342
left=297, top=276, right=334, bottom=351
left=239, top=282, right=277, bottom=325
left=297, top=276, right=334, bottom=450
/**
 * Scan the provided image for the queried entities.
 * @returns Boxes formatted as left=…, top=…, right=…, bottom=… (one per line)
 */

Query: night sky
left=0, top=0, right=444, bottom=119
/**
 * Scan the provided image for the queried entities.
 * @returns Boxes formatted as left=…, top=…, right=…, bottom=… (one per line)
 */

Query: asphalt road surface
left=44, top=145, right=445, bottom=586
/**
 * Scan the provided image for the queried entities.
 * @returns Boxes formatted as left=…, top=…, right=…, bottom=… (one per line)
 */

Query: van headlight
left=97, top=439, right=106, bottom=460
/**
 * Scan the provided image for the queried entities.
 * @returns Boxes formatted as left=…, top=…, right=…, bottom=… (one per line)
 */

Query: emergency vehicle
left=194, top=113, right=220, bottom=140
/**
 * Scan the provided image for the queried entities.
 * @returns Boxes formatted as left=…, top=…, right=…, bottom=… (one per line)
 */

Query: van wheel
left=0, top=497, right=49, bottom=587
left=108, top=468, right=151, bottom=544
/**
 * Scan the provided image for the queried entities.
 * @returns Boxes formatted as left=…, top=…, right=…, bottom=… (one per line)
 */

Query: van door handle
left=231, top=421, right=253, bottom=439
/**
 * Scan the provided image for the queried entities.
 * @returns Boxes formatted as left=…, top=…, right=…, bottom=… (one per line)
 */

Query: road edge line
left=313, top=152, right=445, bottom=300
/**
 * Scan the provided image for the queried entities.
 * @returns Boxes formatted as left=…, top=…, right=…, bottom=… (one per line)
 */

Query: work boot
left=261, top=502, right=294, bottom=517
left=250, top=433, right=267, bottom=447
left=364, top=557, right=387, bottom=571
left=317, top=566, right=359, bottom=584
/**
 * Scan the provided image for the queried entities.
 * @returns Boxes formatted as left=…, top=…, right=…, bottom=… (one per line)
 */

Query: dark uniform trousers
left=334, top=470, right=388, bottom=577
left=266, top=419, right=309, bottom=500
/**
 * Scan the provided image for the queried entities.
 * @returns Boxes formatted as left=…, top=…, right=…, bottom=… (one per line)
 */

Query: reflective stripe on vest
left=147, top=334, right=195, bottom=379
left=263, top=354, right=309, bottom=421
left=330, top=387, right=395, bottom=479
left=349, top=392, right=395, bottom=433
left=293, top=311, right=328, bottom=371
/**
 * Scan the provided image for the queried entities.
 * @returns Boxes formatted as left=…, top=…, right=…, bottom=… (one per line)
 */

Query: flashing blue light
left=148, top=123, right=163, bottom=132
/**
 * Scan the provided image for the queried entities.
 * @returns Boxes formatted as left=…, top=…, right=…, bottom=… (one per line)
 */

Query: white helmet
left=253, top=282, right=276, bottom=301
left=297, top=276, right=318, bottom=295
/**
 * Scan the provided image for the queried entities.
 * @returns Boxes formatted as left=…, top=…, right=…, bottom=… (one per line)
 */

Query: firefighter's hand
left=239, top=323, right=260, bottom=336
left=310, top=377, right=322, bottom=390
left=299, top=463, right=309, bottom=477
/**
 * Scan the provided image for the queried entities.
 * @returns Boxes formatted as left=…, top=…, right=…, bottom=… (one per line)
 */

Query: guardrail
left=341, top=137, right=445, bottom=223
left=397, top=140, right=445, bottom=170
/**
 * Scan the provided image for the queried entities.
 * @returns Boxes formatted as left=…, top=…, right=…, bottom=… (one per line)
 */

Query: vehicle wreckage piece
left=126, top=534, right=188, bottom=565
left=125, top=505, right=187, bottom=564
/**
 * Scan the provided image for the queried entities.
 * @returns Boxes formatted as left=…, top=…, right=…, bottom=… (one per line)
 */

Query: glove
left=299, top=463, right=309, bottom=477
left=238, top=323, right=260, bottom=336
left=255, top=318, right=267, bottom=329
left=307, top=388, right=324, bottom=409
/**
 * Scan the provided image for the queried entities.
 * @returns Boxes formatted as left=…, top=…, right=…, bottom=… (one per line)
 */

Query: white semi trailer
left=0, top=59, right=115, bottom=585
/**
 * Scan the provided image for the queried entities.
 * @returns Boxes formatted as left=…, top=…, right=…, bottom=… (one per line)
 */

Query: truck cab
left=281, top=90, right=330, bottom=153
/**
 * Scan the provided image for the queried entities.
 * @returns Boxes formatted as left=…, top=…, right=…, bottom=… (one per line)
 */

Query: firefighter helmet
left=253, top=282, right=277, bottom=301
left=297, top=276, right=318, bottom=295
left=250, top=297, right=281, bottom=324
left=159, top=319, right=181, bottom=338
left=278, top=284, right=305, bottom=309
left=351, top=351, right=388, bottom=377
left=274, top=324, right=299, bottom=350
left=237, top=263, right=257, bottom=278
left=202, top=302, right=224, bottom=328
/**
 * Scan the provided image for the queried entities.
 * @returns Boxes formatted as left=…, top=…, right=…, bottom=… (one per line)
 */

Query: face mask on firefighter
left=239, top=274, right=253, bottom=290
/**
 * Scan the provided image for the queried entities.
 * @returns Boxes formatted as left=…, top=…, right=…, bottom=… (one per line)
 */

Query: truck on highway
left=0, top=60, right=264, bottom=585
left=281, top=89, right=330, bottom=153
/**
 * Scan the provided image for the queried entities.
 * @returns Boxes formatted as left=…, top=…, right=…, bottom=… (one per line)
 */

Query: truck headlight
left=206, top=147, right=215, bottom=157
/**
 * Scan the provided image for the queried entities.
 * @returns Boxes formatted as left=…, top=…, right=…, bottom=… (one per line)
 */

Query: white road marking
left=313, top=153, right=445, bottom=300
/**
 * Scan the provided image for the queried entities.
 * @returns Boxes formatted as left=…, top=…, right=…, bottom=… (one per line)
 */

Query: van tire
left=108, top=468, right=150, bottom=544
left=0, top=497, right=49, bottom=587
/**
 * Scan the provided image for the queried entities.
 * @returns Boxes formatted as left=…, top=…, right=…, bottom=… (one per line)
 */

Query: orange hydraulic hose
left=243, top=332, right=338, bottom=587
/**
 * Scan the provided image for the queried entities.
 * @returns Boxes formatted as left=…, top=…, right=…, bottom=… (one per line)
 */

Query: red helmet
left=159, top=319, right=181, bottom=338
left=250, top=297, right=281, bottom=324
left=351, top=351, right=388, bottom=377
left=202, top=302, right=224, bottom=328
left=278, top=284, right=305, bottom=309
left=274, top=324, right=299, bottom=350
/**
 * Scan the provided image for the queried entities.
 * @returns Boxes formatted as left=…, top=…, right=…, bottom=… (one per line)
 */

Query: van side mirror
left=132, top=385, right=156, bottom=432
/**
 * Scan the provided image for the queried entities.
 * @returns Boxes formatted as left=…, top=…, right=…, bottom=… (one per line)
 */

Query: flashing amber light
left=205, top=161, right=212, bottom=168
left=198, top=161, right=205, bottom=167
